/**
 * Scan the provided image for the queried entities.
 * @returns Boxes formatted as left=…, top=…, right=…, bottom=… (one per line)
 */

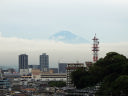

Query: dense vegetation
left=48, top=81, right=66, bottom=87
left=71, top=52, right=128, bottom=95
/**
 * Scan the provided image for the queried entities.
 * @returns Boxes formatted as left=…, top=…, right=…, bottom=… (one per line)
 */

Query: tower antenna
left=92, top=34, right=99, bottom=63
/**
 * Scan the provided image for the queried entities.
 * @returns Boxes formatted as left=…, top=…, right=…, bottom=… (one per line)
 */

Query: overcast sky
left=0, top=0, right=128, bottom=68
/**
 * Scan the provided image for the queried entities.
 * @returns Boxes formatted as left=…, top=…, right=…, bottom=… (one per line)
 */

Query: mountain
left=49, top=31, right=89, bottom=44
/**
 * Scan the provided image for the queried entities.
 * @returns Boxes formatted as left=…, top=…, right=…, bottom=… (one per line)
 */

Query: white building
left=31, top=69, right=66, bottom=81
left=40, top=73, right=66, bottom=81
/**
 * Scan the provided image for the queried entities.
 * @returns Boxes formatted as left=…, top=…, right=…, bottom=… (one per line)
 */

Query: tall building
left=40, top=53, right=49, bottom=72
left=19, top=54, right=29, bottom=75
left=58, top=63, right=67, bottom=73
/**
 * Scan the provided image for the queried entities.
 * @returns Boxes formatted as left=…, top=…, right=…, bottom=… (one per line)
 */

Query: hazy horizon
left=0, top=0, right=128, bottom=68
left=0, top=34, right=128, bottom=68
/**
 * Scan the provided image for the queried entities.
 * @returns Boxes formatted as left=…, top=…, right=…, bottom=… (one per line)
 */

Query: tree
left=71, top=52, right=128, bottom=95
left=71, top=68, right=90, bottom=89
left=112, top=75, right=128, bottom=95
left=48, top=81, right=66, bottom=87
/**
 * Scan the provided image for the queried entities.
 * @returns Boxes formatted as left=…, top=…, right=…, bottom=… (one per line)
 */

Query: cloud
left=0, top=35, right=92, bottom=67
left=0, top=32, right=2, bottom=37
left=0, top=34, right=128, bottom=68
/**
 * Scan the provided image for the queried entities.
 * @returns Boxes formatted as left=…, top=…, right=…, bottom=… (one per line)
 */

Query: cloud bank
left=0, top=33, right=128, bottom=68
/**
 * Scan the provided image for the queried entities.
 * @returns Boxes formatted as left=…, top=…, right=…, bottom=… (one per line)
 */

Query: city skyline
left=0, top=0, right=128, bottom=67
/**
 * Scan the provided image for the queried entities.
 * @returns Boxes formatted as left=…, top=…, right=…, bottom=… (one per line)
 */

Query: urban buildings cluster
left=0, top=60, right=92, bottom=95
left=0, top=61, right=93, bottom=95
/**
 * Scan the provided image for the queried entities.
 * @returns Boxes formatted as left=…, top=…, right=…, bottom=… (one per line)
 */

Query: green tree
left=112, top=75, right=128, bottom=95
left=71, top=67, right=90, bottom=89
left=48, top=81, right=66, bottom=87
left=96, top=52, right=128, bottom=95
left=71, top=52, right=128, bottom=95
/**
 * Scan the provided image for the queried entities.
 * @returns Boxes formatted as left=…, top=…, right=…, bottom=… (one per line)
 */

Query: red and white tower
left=92, top=34, right=99, bottom=63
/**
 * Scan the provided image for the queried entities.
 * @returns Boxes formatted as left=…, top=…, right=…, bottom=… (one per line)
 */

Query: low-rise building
left=41, top=73, right=66, bottom=81
left=0, top=78, right=10, bottom=89
left=85, top=62, right=93, bottom=69
left=19, top=69, right=29, bottom=76
left=49, top=68, right=58, bottom=73
left=66, top=63, right=84, bottom=87
left=28, top=65, right=40, bottom=70
left=31, top=69, right=41, bottom=80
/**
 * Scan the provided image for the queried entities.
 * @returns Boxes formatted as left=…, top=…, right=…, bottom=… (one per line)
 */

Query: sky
left=0, top=0, right=128, bottom=68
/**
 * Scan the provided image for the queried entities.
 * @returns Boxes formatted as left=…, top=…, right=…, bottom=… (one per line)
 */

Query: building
left=0, top=78, right=10, bottom=89
left=40, top=53, right=49, bottom=72
left=19, top=54, right=28, bottom=70
left=66, top=63, right=84, bottom=87
left=28, top=65, right=40, bottom=70
left=31, top=69, right=66, bottom=81
left=49, top=68, right=58, bottom=73
left=40, top=73, right=66, bottom=81
left=19, top=54, right=29, bottom=75
left=31, top=69, right=41, bottom=80
left=28, top=65, right=40, bottom=73
left=85, top=62, right=93, bottom=69
left=58, top=63, right=67, bottom=73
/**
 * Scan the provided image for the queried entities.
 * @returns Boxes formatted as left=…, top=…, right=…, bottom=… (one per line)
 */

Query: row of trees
left=71, top=52, right=128, bottom=95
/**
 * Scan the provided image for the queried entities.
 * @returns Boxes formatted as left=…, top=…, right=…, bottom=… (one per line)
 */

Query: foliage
left=112, top=75, right=128, bottom=95
left=71, top=52, right=128, bottom=95
left=48, top=81, right=66, bottom=87
left=71, top=67, right=90, bottom=89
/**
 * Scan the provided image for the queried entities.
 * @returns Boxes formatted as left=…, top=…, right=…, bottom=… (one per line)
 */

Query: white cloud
left=0, top=32, right=2, bottom=37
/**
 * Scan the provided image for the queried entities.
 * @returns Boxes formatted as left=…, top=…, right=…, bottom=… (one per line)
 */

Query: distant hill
left=49, top=31, right=89, bottom=44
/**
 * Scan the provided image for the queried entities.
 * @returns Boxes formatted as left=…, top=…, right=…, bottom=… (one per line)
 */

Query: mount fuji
left=50, top=31, right=89, bottom=44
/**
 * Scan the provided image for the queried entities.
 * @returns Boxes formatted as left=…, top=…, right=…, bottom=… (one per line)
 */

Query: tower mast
left=92, top=34, right=99, bottom=63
